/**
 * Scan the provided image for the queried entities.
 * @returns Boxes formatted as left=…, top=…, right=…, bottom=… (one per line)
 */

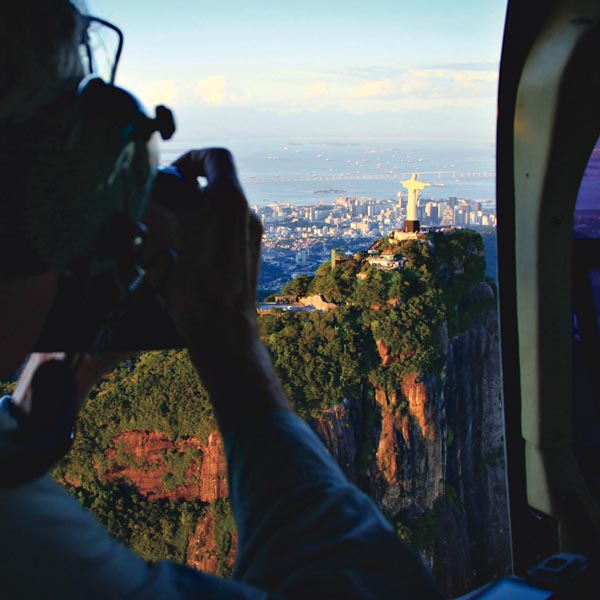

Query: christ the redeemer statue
left=401, top=173, right=430, bottom=233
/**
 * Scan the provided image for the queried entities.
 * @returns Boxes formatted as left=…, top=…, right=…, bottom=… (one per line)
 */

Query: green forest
left=1, top=229, right=495, bottom=575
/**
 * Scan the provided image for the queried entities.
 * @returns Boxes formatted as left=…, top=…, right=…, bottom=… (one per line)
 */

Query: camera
left=0, top=73, right=210, bottom=354
left=32, top=166, right=205, bottom=353
left=0, top=68, right=204, bottom=353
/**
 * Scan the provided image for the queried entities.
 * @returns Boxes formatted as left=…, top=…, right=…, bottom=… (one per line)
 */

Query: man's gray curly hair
left=0, top=1, right=88, bottom=122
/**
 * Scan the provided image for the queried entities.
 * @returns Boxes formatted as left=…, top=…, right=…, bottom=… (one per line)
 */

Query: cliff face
left=436, top=306, right=509, bottom=593
left=99, top=428, right=234, bottom=573
left=311, top=299, right=510, bottom=596
left=103, top=430, right=228, bottom=502
left=309, top=399, right=362, bottom=482
left=187, top=510, right=237, bottom=574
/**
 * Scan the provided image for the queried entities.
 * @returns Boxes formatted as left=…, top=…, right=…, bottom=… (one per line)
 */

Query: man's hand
left=150, top=148, right=263, bottom=364
left=13, top=352, right=128, bottom=417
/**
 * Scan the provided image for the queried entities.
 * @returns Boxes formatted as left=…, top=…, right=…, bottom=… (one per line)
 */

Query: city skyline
left=252, top=187, right=497, bottom=292
left=91, top=1, right=506, bottom=140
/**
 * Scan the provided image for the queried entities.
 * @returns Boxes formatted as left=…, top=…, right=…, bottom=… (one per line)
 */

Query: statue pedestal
left=403, top=220, right=420, bottom=233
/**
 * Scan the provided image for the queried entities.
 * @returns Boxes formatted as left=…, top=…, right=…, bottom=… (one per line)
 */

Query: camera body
left=33, top=167, right=200, bottom=352
left=1, top=76, right=192, bottom=352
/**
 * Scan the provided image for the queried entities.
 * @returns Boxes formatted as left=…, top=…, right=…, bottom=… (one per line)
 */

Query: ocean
left=158, top=137, right=497, bottom=208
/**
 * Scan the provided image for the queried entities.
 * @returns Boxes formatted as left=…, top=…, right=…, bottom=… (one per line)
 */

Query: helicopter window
left=574, top=138, right=600, bottom=241
left=572, top=135, right=600, bottom=503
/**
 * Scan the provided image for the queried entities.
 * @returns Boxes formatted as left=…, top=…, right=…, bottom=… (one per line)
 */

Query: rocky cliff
left=98, top=428, right=234, bottom=569
left=103, top=430, right=228, bottom=502
left=308, top=294, right=509, bottom=596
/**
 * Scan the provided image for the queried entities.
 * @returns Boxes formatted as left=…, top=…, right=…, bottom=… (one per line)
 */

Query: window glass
left=574, top=138, right=600, bottom=240
left=80, top=17, right=122, bottom=84
left=572, top=136, right=600, bottom=503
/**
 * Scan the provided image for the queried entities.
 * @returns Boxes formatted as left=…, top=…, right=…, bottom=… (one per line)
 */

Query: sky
left=89, top=1, right=507, bottom=141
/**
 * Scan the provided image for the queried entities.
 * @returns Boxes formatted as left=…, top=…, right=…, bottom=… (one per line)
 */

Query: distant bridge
left=241, top=171, right=496, bottom=185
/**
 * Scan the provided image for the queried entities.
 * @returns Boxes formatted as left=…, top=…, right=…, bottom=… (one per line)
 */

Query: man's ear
left=0, top=271, right=58, bottom=378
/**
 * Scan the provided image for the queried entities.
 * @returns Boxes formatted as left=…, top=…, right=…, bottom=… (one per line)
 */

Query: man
left=0, top=2, right=442, bottom=598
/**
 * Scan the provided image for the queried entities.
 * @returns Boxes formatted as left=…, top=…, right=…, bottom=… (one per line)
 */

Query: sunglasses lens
left=80, top=18, right=121, bottom=83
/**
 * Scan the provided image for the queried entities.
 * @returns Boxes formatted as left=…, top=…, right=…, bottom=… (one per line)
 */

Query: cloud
left=322, top=62, right=498, bottom=110
left=404, top=68, right=497, bottom=97
left=350, top=79, right=394, bottom=98
left=423, top=61, right=500, bottom=72
left=204, top=67, right=497, bottom=115
left=195, top=76, right=229, bottom=105
left=229, top=91, right=249, bottom=105
left=134, top=79, right=180, bottom=107
left=451, top=69, right=498, bottom=90
left=142, top=63, right=497, bottom=126
left=400, top=71, right=432, bottom=95
left=304, top=81, right=329, bottom=99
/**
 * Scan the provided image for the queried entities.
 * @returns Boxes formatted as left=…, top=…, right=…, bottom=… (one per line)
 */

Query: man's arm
left=164, top=148, right=443, bottom=598
left=161, top=148, right=291, bottom=434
